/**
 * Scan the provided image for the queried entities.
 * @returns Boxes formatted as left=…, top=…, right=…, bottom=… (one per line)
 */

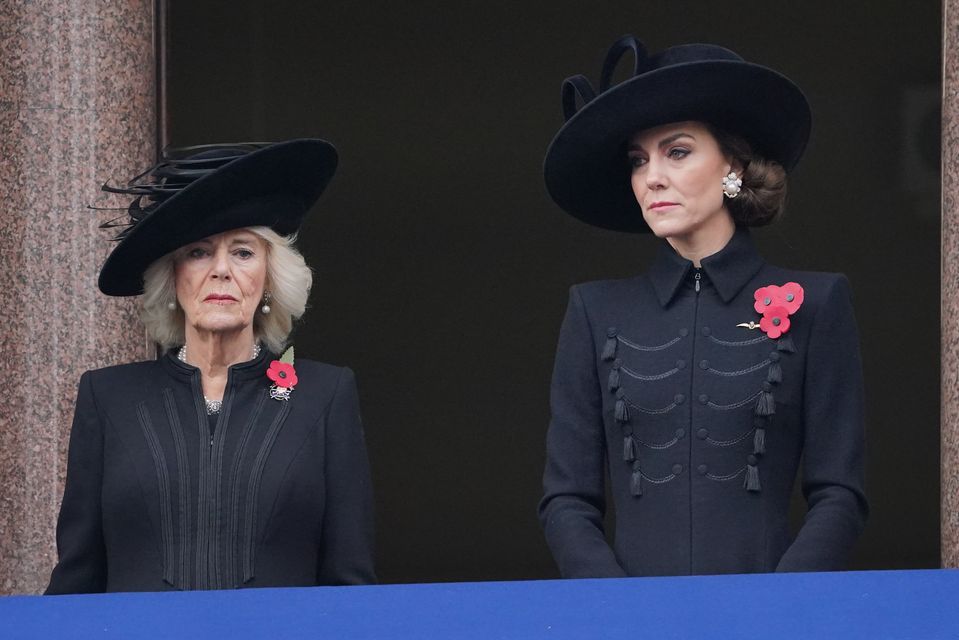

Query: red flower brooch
left=267, top=346, right=297, bottom=401
left=746, top=282, right=805, bottom=339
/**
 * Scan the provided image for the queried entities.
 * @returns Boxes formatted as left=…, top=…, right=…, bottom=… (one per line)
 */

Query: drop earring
left=261, top=292, right=271, bottom=315
left=722, top=171, right=743, bottom=199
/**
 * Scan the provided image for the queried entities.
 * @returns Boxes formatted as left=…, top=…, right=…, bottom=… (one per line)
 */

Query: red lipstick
left=649, top=201, right=679, bottom=210
left=204, top=294, right=237, bottom=302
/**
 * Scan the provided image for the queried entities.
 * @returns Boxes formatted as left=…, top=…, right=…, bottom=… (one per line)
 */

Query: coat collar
left=161, top=346, right=274, bottom=382
left=648, top=227, right=765, bottom=307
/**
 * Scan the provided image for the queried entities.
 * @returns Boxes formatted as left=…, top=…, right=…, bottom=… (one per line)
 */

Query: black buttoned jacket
left=539, top=229, right=867, bottom=577
left=46, top=351, right=375, bottom=593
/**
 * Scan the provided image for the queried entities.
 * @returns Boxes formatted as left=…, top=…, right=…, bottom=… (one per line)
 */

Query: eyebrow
left=628, top=132, right=696, bottom=152
left=658, top=132, right=695, bottom=148
left=185, top=236, right=258, bottom=247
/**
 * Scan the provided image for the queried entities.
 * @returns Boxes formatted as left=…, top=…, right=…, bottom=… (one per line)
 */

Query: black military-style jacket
left=539, top=229, right=867, bottom=578
left=46, top=351, right=375, bottom=593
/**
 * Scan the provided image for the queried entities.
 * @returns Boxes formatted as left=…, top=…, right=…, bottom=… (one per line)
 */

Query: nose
left=644, top=156, right=667, bottom=190
left=210, top=248, right=231, bottom=280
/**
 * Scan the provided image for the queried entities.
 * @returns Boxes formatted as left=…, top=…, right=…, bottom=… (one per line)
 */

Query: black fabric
left=598, top=35, right=648, bottom=92
left=46, top=351, right=375, bottom=593
left=97, top=139, right=337, bottom=297
left=539, top=229, right=867, bottom=577
left=561, top=75, right=597, bottom=121
left=543, top=37, right=811, bottom=233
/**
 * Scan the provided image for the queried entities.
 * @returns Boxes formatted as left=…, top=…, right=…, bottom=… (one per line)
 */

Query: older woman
left=46, top=140, right=375, bottom=593
left=538, top=37, right=867, bottom=577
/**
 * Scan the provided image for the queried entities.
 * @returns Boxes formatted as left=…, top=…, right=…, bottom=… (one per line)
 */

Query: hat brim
left=98, top=139, right=337, bottom=296
left=543, top=61, right=811, bottom=233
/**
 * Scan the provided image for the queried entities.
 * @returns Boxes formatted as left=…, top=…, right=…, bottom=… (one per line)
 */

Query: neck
left=182, top=327, right=257, bottom=376
left=665, top=212, right=736, bottom=267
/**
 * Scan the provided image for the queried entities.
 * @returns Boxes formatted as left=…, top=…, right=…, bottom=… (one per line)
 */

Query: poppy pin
left=267, top=346, right=297, bottom=401
left=738, top=282, right=805, bottom=339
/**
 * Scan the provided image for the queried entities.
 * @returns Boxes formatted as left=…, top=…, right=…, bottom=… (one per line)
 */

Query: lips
left=204, top=294, right=237, bottom=302
left=648, top=201, right=679, bottom=210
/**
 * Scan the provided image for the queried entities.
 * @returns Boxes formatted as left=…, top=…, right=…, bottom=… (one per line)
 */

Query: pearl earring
left=167, top=301, right=176, bottom=311
left=261, top=292, right=271, bottom=315
left=722, top=171, right=743, bottom=199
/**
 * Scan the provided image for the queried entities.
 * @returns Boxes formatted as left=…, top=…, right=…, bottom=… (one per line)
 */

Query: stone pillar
left=0, top=1, right=155, bottom=594
left=944, top=0, right=959, bottom=568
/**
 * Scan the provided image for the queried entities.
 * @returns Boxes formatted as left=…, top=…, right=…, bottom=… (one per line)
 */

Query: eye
left=628, top=154, right=648, bottom=169
left=234, top=248, right=255, bottom=260
left=667, top=147, right=690, bottom=160
left=185, top=247, right=209, bottom=259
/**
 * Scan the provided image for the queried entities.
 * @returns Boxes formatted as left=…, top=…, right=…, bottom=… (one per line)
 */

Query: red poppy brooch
left=740, top=282, right=805, bottom=339
left=267, top=346, right=298, bottom=401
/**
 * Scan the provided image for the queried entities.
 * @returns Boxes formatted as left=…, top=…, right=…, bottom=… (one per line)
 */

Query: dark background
left=166, top=1, right=942, bottom=582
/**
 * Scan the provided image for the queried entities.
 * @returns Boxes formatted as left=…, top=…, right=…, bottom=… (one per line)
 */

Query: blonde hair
left=141, top=226, right=312, bottom=354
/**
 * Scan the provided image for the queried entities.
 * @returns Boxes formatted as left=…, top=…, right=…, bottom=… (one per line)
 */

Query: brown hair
left=707, top=124, right=788, bottom=226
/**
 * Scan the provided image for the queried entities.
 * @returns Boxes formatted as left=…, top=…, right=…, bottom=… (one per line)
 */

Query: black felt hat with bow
left=96, top=139, right=337, bottom=296
left=543, top=35, right=811, bottom=233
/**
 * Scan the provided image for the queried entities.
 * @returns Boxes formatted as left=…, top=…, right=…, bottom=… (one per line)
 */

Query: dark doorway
left=166, top=1, right=941, bottom=582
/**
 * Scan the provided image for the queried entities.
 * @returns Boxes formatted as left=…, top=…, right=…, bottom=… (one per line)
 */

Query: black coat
left=539, top=229, right=867, bottom=578
left=46, top=351, right=375, bottom=593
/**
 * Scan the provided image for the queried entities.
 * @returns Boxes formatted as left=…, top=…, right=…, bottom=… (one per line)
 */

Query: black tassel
left=744, top=464, right=761, bottom=492
left=615, top=397, right=630, bottom=423
left=623, top=436, right=635, bottom=462
left=755, top=390, right=775, bottom=416
left=630, top=469, right=643, bottom=496
left=608, top=361, right=621, bottom=392
left=753, top=427, right=766, bottom=455
left=602, top=330, right=618, bottom=361
left=777, top=335, right=796, bottom=353
left=766, top=361, right=782, bottom=384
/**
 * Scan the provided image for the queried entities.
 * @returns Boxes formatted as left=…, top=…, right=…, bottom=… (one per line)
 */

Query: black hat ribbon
left=561, top=35, right=650, bottom=121
left=95, top=143, right=271, bottom=241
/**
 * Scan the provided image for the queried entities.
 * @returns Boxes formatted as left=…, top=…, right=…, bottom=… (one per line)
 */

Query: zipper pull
left=694, top=270, right=702, bottom=293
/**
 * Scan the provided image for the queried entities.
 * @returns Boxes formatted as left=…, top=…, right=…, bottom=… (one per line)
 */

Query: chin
left=646, top=221, right=692, bottom=239
left=194, top=313, right=250, bottom=334
left=646, top=225, right=671, bottom=238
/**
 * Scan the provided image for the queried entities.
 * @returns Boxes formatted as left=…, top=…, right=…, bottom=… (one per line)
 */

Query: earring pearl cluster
left=722, top=171, right=743, bottom=199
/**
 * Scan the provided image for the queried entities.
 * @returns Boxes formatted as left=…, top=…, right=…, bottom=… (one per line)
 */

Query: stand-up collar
left=648, top=227, right=766, bottom=307
left=161, top=346, right=273, bottom=382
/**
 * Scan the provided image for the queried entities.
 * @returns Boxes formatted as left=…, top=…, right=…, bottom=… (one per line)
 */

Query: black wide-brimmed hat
left=97, top=139, right=337, bottom=296
left=543, top=35, right=811, bottom=233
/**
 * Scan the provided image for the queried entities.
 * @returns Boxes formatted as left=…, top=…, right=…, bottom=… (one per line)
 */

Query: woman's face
left=174, top=228, right=268, bottom=337
left=628, top=121, right=735, bottom=242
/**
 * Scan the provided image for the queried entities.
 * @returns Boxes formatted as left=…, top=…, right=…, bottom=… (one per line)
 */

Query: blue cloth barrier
left=3, top=569, right=956, bottom=639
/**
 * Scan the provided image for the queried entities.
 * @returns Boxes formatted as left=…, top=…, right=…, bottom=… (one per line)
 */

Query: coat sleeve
left=776, top=275, right=868, bottom=572
left=316, top=367, right=377, bottom=585
left=45, top=372, right=107, bottom=594
left=538, top=286, right=626, bottom=578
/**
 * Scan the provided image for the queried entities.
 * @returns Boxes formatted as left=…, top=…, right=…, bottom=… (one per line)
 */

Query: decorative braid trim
left=242, top=401, right=292, bottom=583
left=136, top=402, right=176, bottom=587
left=707, top=390, right=763, bottom=411
left=708, top=334, right=770, bottom=347
left=706, top=466, right=747, bottom=482
left=619, top=363, right=681, bottom=381
left=617, top=334, right=682, bottom=352
left=707, top=359, right=772, bottom=377
left=162, top=390, right=193, bottom=590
